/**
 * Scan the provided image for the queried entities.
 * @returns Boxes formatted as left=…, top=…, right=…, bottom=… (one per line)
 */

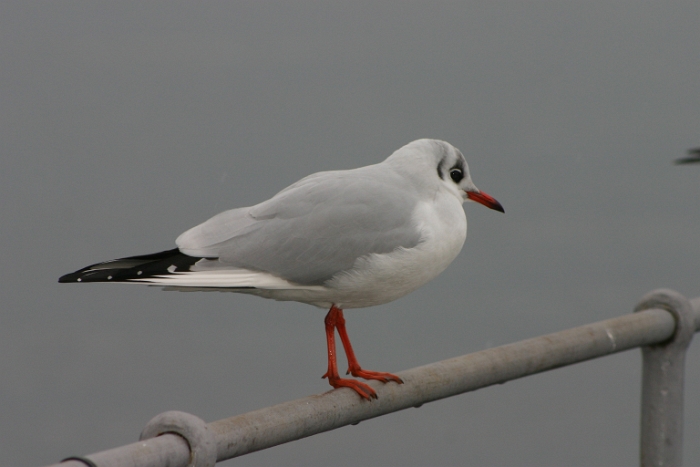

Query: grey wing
left=176, top=167, right=422, bottom=285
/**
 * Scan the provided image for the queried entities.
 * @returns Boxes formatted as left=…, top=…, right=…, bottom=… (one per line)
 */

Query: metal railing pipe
left=636, top=290, right=696, bottom=467
left=209, top=307, right=679, bottom=461
left=45, top=292, right=700, bottom=467
left=54, top=434, right=190, bottom=467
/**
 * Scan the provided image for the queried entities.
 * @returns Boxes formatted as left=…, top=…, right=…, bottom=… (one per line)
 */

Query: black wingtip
left=674, top=148, right=700, bottom=165
left=57, top=248, right=199, bottom=284
left=58, top=272, right=78, bottom=283
left=58, top=269, right=116, bottom=283
left=674, top=157, right=700, bottom=165
left=57, top=267, right=122, bottom=283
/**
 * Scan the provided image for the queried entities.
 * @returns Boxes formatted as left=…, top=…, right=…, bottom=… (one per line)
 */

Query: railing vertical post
left=635, top=289, right=695, bottom=467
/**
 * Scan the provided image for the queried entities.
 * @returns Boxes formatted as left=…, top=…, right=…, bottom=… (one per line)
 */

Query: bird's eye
left=450, top=168, right=463, bottom=183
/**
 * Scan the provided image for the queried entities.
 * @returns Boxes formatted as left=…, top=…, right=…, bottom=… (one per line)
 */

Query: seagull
left=59, top=139, right=504, bottom=400
left=675, top=147, right=700, bottom=165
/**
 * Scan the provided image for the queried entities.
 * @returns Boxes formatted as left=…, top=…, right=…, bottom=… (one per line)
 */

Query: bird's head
left=385, top=139, right=504, bottom=213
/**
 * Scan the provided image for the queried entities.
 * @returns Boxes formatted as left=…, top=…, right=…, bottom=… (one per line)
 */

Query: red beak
left=466, top=190, right=505, bottom=213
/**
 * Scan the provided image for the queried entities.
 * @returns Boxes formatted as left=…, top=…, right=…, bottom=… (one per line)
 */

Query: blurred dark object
left=675, top=148, right=700, bottom=164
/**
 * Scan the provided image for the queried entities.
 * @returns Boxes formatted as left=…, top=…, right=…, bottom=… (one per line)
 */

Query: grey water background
left=2, top=2, right=699, bottom=466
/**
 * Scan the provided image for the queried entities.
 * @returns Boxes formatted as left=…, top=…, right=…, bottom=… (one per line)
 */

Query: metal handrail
left=46, top=289, right=700, bottom=467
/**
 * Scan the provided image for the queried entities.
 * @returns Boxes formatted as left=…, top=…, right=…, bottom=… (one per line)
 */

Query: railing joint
left=634, top=288, right=695, bottom=467
left=635, top=288, right=695, bottom=350
left=140, top=411, right=217, bottom=467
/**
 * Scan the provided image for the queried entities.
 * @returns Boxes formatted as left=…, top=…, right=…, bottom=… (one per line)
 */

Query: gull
left=675, top=147, right=700, bottom=165
left=59, top=139, right=504, bottom=399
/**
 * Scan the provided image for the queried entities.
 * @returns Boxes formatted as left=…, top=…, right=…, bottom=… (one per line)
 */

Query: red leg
left=322, top=306, right=377, bottom=399
left=321, top=305, right=402, bottom=400
left=334, top=308, right=403, bottom=385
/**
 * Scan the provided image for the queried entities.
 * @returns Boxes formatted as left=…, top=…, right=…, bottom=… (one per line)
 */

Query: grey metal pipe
left=690, top=297, right=700, bottom=330
left=46, top=294, right=700, bottom=467
left=50, top=433, right=190, bottom=467
left=636, top=290, right=696, bottom=467
left=209, top=307, right=678, bottom=460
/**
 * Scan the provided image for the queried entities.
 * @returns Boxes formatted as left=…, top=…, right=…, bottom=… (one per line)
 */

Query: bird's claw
left=326, top=376, right=378, bottom=400
left=348, top=368, right=404, bottom=385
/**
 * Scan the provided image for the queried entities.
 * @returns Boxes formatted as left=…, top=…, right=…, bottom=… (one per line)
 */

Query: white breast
left=318, top=192, right=467, bottom=309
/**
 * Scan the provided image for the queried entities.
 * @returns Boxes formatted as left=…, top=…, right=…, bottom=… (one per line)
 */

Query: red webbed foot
left=348, top=367, right=403, bottom=384
left=323, top=305, right=401, bottom=400
left=323, top=372, right=378, bottom=400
